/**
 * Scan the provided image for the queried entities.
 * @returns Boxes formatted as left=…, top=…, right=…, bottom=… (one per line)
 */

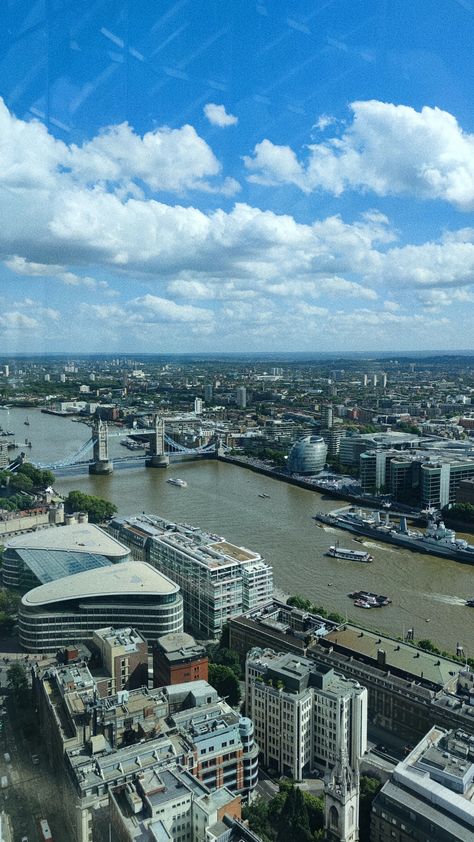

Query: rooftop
left=12, top=547, right=113, bottom=583
left=321, top=626, right=462, bottom=689
left=21, top=561, right=179, bottom=607
left=6, top=522, right=130, bottom=558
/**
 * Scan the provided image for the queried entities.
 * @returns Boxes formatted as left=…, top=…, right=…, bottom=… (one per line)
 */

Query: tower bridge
left=33, top=414, right=227, bottom=476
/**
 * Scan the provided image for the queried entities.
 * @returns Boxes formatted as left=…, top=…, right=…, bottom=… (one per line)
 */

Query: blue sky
left=1, top=0, right=474, bottom=354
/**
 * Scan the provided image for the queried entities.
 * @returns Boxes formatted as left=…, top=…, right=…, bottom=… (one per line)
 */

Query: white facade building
left=109, top=515, right=273, bottom=639
left=246, top=649, right=367, bottom=779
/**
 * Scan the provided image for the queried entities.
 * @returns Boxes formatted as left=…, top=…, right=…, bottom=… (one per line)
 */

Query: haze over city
left=1, top=0, right=474, bottom=354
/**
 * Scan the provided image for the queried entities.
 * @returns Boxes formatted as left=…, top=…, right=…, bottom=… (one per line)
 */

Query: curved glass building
left=288, top=435, right=328, bottom=475
left=19, top=561, right=183, bottom=652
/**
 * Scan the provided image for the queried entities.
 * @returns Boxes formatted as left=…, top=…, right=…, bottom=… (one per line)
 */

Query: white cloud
left=68, top=122, right=223, bottom=193
left=0, top=97, right=233, bottom=198
left=245, top=100, right=474, bottom=209
left=5, top=256, right=110, bottom=290
left=0, top=311, right=38, bottom=331
left=204, top=103, right=238, bottom=127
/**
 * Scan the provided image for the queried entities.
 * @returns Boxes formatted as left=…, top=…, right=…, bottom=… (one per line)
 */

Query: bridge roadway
left=53, top=451, right=216, bottom=477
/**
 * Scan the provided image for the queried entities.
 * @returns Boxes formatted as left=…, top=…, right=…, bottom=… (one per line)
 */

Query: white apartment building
left=108, top=515, right=273, bottom=639
left=246, top=648, right=367, bottom=781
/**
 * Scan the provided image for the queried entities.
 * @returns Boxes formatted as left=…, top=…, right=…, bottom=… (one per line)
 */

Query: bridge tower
left=89, top=418, right=113, bottom=475
left=145, top=414, right=169, bottom=468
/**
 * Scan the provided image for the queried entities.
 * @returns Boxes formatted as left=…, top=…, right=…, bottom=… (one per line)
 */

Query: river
left=1, top=406, right=473, bottom=654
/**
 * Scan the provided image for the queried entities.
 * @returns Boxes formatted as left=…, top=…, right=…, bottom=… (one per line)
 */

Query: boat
left=314, top=508, right=474, bottom=565
left=466, top=598, right=474, bottom=607
left=167, top=478, right=187, bottom=487
left=24, top=417, right=30, bottom=426
left=354, top=599, right=372, bottom=609
left=258, top=493, right=270, bottom=499
left=348, top=590, right=391, bottom=607
left=327, top=543, right=373, bottom=563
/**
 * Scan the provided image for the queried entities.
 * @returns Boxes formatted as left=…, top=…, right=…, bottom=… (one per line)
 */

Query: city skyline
left=1, top=1, right=474, bottom=354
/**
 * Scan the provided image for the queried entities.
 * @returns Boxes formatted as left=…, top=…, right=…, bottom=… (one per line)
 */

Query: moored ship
left=314, top=508, right=474, bottom=564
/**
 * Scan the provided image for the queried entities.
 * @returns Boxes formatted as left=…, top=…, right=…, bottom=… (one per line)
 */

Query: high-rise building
left=371, top=726, right=474, bottom=842
left=194, top=396, right=203, bottom=414
left=321, top=404, right=334, bottom=429
left=246, top=648, right=367, bottom=781
left=362, top=374, right=368, bottom=387
left=204, top=383, right=213, bottom=403
left=235, top=386, right=247, bottom=408
left=109, top=515, right=273, bottom=639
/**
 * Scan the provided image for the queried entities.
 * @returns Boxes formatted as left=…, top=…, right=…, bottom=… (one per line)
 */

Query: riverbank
left=218, top=454, right=417, bottom=513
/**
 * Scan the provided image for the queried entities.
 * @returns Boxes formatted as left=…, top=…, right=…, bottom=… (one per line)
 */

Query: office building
left=229, top=600, right=473, bottom=744
left=371, top=727, right=474, bottom=842
left=19, top=561, right=183, bottom=651
left=321, top=427, right=345, bottom=457
left=109, top=765, right=241, bottom=842
left=34, top=658, right=258, bottom=842
left=153, top=631, right=208, bottom=687
left=287, top=435, right=327, bottom=474
left=90, top=627, right=148, bottom=694
left=235, top=386, right=247, bottom=409
left=0, top=440, right=8, bottom=470
left=321, top=404, right=334, bottom=429
left=110, top=515, right=273, bottom=639
left=2, top=521, right=130, bottom=590
left=246, top=648, right=367, bottom=780
left=204, top=383, right=214, bottom=403
left=420, top=458, right=474, bottom=508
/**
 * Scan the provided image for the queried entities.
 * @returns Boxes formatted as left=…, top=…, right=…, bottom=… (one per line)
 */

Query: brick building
left=153, top=631, right=208, bottom=688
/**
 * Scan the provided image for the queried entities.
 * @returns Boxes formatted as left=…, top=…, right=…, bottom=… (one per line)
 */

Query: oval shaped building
left=19, top=561, right=183, bottom=652
left=288, top=435, right=328, bottom=475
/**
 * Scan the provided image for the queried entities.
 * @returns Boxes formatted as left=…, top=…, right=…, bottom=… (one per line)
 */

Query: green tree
left=17, top=463, right=55, bottom=488
left=359, top=776, right=382, bottom=838
left=287, top=594, right=313, bottom=611
left=9, top=473, right=34, bottom=493
left=208, top=663, right=241, bottom=706
left=7, top=662, right=28, bottom=700
left=278, top=786, right=312, bottom=842
left=64, top=490, right=117, bottom=523
left=417, top=639, right=441, bottom=655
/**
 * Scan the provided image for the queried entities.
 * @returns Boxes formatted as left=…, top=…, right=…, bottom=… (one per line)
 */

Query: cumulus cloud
left=244, top=100, right=474, bottom=209
left=0, top=311, right=38, bottom=331
left=0, top=97, right=232, bottom=197
left=5, top=256, right=110, bottom=290
left=204, top=103, right=238, bottom=127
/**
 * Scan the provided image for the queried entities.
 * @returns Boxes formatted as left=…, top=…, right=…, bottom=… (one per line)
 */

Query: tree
left=208, top=663, right=241, bottom=706
left=7, top=662, right=28, bottom=700
left=64, top=490, right=117, bottom=523
left=278, top=786, right=312, bottom=842
left=17, top=463, right=55, bottom=489
left=417, top=639, right=441, bottom=655
left=287, top=594, right=312, bottom=612
left=8, top=473, right=33, bottom=493
left=359, top=776, right=382, bottom=838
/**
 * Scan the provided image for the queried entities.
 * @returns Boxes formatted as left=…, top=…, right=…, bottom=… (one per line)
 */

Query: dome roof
left=288, top=435, right=327, bottom=475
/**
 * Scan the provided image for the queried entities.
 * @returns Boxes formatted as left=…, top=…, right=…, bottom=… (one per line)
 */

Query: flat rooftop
left=21, top=561, right=179, bottom=607
left=6, top=522, right=130, bottom=559
left=321, top=626, right=462, bottom=688
left=210, top=541, right=259, bottom=562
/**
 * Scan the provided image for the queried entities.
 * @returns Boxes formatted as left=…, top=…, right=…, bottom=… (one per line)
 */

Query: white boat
left=327, top=543, right=373, bottom=563
left=167, top=478, right=187, bottom=487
